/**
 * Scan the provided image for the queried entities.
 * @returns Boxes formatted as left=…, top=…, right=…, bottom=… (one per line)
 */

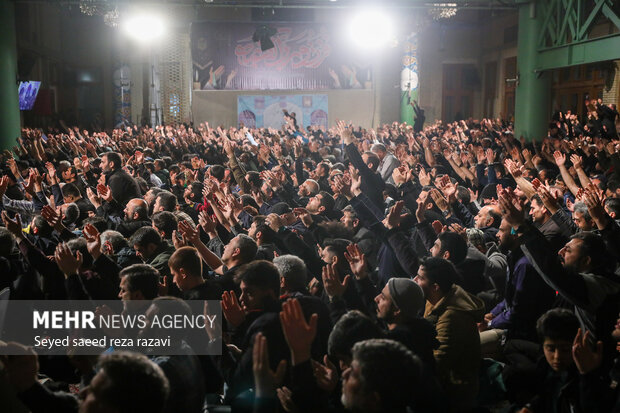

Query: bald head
left=125, top=198, right=148, bottom=221
left=474, top=205, right=501, bottom=229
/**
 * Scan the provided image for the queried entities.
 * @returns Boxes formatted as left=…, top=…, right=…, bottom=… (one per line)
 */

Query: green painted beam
left=535, top=34, right=620, bottom=71
left=0, top=1, right=21, bottom=151
left=514, top=1, right=552, bottom=141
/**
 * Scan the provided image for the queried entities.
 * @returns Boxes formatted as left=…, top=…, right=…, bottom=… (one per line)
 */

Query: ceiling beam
left=14, top=0, right=518, bottom=10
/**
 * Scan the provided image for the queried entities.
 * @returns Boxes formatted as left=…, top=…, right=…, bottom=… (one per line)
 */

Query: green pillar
left=514, top=1, right=551, bottom=141
left=400, top=32, right=419, bottom=125
left=0, top=1, right=20, bottom=150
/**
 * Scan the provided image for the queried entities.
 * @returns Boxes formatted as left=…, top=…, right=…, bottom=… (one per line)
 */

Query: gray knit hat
left=387, top=278, right=425, bottom=319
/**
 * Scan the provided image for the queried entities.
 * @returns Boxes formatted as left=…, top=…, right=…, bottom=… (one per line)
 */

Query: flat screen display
left=18, top=81, right=41, bottom=110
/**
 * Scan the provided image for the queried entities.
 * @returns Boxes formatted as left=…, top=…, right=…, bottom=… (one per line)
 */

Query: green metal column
left=0, top=1, right=20, bottom=150
left=514, top=1, right=551, bottom=141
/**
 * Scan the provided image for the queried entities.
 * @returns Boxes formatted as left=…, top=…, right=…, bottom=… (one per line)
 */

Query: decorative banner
left=237, top=94, right=328, bottom=130
left=191, top=21, right=372, bottom=90
left=400, top=32, right=419, bottom=125
left=113, top=64, right=131, bottom=126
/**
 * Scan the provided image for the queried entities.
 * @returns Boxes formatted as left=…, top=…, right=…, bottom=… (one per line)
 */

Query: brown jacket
left=424, top=284, right=485, bottom=412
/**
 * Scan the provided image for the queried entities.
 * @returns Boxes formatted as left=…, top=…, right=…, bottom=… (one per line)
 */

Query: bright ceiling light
left=123, top=14, right=166, bottom=43
left=348, top=9, right=394, bottom=51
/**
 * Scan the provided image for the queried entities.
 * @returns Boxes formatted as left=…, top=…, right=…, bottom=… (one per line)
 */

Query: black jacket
left=105, top=167, right=141, bottom=206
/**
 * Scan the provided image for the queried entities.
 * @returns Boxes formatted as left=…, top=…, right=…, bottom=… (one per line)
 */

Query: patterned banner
left=400, top=32, right=419, bottom=125
left=237, top=94, right=328, bottom=129
left=191, top=21, right=372, bottom=90
left=113, top=64, right=131, bottom=126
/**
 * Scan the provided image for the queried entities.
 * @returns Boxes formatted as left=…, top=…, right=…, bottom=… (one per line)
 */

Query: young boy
left=517, top=308, right=580, bottom=413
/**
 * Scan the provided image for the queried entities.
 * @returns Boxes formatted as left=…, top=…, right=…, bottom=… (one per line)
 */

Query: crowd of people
left=0, top=99, right=619, bottom=413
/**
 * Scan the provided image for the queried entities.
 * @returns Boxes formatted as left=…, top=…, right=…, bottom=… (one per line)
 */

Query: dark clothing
left=255, top=243, right=280, bottom=261
left=451, top=199, right=499, bottom=244
left=104, top=167, right=141, bottom=206
left=353, top=226, right=380, bottom=270
left=281, top=291, right=332, bottom=359
left=18, top=381, right=79, bottom=413
left=113, top=246, right=142, bottom=268
left=226, top=300, right=289, bottom=403
left=210, top=265, right=241, bottom=296
left=536, top=217, right=569, bottom=254
left=182, top=280, right=223, bottom=301
left=386, top=320, right=446, bottom=413
left=145, top=242, right=176, bottom=280
left=343, top=142, right=385, bottom=209
left=489, top=249, right=555, bottom=341
left=413, top=102, right=426, bottom=133
left=521, top=222, right=620, bottom=362
left=512, top=357, right=616, bottom=413
left=74, top=197, right=96, bottom=225
left=456, top=247, right=489, bottom=295
left=152, top=343, right=206, bottom=413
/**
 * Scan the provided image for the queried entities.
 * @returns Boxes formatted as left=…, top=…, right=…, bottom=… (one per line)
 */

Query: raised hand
left=23, top=169, right=36, bottom=195
left=438, top=176, right=457, bottom=203
left=266, top=213, right=284, bottom=232
left=384, top=200, right=405, bottom=229
left=41, top=205, right=63, bottom=231
left=392, top=165, right=410, bottom=185
left=86, top=187, right=101, bottom=209
left=83, top=224, right=102, bottom=260
left=349, top=166, right=362, bottom=196
left=1, top=211, right=24, bottom=239
left=322, top=262, right=350, bottom=299
left=198, top=210, right=217, bottom=236
left=416, top=191, right=429, bottom=223
left=253, top=332, right=287, bottom=398
left=336, top=120, right=354, bottom=144
left=448, top=222, right=467, bottom=240
left=280, top=298, right=318, bottom=365
left=418, top=168, right=431, bottom=187
left=504, top=158, right=523, bottom=178
left=221, top=290, right=245, bottom=328
left=498, top=188, right=525, bottom=228
left=54, top=243, right=83, bottom=277
left=0, top=175, right=9, bottom=199
left=569, top=154, right=583, bottom=170
left=510, top=146, right=522, bottom=162
left=97, top=184, right=114, bottom=203
left=171, top=229, right=187, bottom=250
left=333, top=174, right=352, bottom=199
left=312, top=356, right=339, bottom=393
left=485, top=148, right=495, bottom=164
left=277, top=387, right=300, bottom=413
left=582, top=184, right=608, bottom=229
left=430, top=189, right=449, bottom=212
left=536, top=185, right=560, bottom=214
left=553, top=151, right=566, bottom=167
left=293, top=207, right=313, bottom=227
left=344, top=243, right=368, bottom=280
left=572, top=328, right=603, bottom=375
left=178, top=219, right=200, bottom=244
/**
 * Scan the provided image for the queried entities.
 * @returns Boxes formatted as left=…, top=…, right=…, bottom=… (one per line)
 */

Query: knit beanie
left=387, top=278, right=425, bottom=319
